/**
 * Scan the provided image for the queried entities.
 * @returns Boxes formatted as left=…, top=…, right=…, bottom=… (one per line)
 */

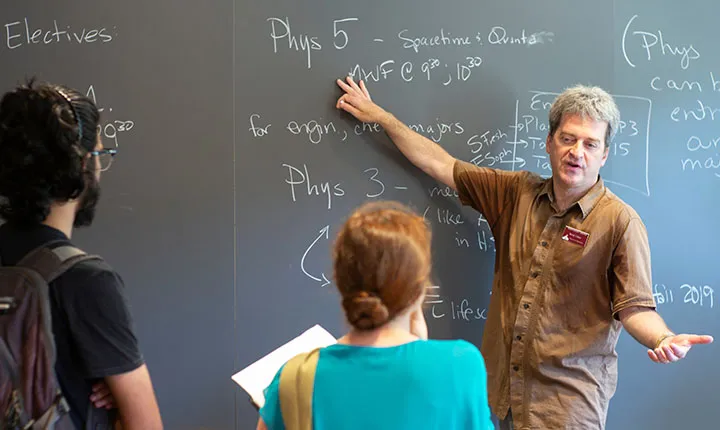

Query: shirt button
left=530, top=272, right=539, bottom=278
left=541, top=241, right=548, bottom=247
left=523, top=303, right=530, bottom=309
left=516, top=335, right=522, bottom=341
left=513, top=365, right=520, bottom=372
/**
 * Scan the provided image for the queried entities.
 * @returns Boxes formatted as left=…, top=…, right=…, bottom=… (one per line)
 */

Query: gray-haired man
left=334, top=77, right=713, bottom=429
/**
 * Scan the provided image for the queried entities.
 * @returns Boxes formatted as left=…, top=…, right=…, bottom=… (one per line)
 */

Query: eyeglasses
left=89, top=148, right=118, bottom=172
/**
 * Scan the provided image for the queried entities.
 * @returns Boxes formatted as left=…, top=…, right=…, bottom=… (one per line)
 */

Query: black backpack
left=0, top=241, right=106, bottom=429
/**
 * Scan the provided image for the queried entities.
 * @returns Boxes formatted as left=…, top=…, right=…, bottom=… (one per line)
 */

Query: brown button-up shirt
left=453, top=160, right=656, bottom=429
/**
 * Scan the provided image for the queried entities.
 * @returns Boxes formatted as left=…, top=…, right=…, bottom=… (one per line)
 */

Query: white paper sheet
left=231, top=324, right=337, bottom=409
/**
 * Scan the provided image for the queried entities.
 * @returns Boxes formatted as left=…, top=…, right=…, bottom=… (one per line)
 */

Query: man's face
left=546, top=113, right=609, bottom=192
left=73, top=136, right=103, bottom=228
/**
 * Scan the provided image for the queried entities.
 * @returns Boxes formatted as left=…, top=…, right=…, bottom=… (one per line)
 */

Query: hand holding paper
left=231, top=325, right=337, bottom=409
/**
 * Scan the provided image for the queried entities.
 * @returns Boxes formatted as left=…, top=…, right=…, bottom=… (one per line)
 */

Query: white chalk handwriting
left=3, top=18, right=115, bottom=50
left=85, top=85, right=133, bottom=149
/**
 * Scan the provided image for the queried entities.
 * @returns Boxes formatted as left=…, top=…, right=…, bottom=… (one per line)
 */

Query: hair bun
left=343, top=291, right=390, bottom=330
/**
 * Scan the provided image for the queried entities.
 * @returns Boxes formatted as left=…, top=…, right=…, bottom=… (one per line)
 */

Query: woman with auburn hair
left=257, top=201, right=493, bottom=430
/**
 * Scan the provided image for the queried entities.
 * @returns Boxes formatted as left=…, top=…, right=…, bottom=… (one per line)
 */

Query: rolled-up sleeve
left=453, top=160, right=524, bottom=228
left=610, top=217, right=657, bottom=319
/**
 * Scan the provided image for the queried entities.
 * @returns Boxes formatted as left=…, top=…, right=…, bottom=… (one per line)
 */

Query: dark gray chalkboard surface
left=0, top=2, right=236, bottom=429
left=2, top=1, right=718, bottom=429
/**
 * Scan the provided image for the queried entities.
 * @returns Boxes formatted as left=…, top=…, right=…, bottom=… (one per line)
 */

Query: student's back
left=0, top=80, right=163, bottom=429
left=255, top=201, right=493, bottom=430
left=0, top=222, right=140, bottom=428
left=261, top=339, right=493, bottom=430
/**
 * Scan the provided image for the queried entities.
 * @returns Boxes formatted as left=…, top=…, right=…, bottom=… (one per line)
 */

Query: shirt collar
left=539, top=176, right=606, bottom=219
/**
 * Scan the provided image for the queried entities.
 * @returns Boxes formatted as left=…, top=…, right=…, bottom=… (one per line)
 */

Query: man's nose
left=569, top=141, right=584, bottom=158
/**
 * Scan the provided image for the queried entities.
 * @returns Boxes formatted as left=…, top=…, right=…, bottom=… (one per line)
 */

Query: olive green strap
left=279, top=348, right=320, bottom=430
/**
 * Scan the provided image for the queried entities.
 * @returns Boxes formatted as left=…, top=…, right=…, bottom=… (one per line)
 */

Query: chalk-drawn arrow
left=301, top=226, right=331, bottom=287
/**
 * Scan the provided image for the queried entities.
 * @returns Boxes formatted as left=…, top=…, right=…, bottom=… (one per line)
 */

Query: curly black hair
left=0, top=78, right=100, bottom=225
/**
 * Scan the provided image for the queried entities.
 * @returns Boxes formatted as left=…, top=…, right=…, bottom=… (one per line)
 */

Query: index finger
left=336, top=78, right=356, bottom=95
left=345, top=75, right=363, bottom=93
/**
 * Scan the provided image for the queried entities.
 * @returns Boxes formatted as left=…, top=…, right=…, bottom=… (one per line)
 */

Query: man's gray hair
left=548, top=85, right=620, bottom=148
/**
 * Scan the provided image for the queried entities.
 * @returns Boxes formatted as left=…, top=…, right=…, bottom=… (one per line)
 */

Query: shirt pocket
left=548, top=230, right=611, bottom=332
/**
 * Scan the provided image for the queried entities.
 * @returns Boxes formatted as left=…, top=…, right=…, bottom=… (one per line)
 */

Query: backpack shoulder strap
left=0, top=241, right=94, bottom=429
left=278, top=347, right=321, bottom=430
left=16, top=240, right=101, bottom=284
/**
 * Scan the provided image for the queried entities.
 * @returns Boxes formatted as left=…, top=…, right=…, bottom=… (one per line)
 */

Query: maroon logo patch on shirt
left=561, top=226, right=589, bottom=247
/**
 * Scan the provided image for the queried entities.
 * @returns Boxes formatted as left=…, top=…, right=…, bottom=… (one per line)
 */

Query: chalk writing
left=332, top=18, right=358, bottom=50
left=353, top=121, right=383, bottom=136
left=428, top=186, right=459, bottom=198
left=467, top=129, right=507, bottom=155
left=455, top=232, right=470, bottom=248
left=347, top=58, right=476, bottom=86
left=653, top=283, right=715, bottom=309
left=443, top=223, right=494, bottom=252
left=650, top=76, right=702, bottom=92
left=514, top=115, right=548, bottom=134
left=680, top=155, right=720, bottom=179
left=408, top=120, right=464, bottom=143
left=653, top=284, right=675, bottom=306
left=680, top=284, right=714, bottom=308
left=435, top=208, right=464, bottom=225
left=617, top=120, right=640, bottom=137
left=487, top=27, right=554, bottom=46
left=470, top=99, right=527, bottom=170
left=477, top=230, right=495, bottom=253
left=671, top=99, right=720, bottom=179
left=424, top=287, right=488, bottom=321
left=450, top=299, right=488, bottom=321
left=348, top=60, right=396, bottom=82
left=261, top=16, right=555, bottom=73
left=282, top=164, right=413, bottom=210
left=504, top=100, right=524, bottom=172
left=424, top=286, right=446, bottom=319
left=670, top=101, right=720, bottom=123
left=398, top=28, right=473, bottom=53
left=286, top=118, right=346, bottom=144
left=686, top=135, right=720, bottom=152
left=350, top=117, right=464, bottom=143
left=621, top=14, right=700, bottom=71
left=397, top=26, right=553, bottom=53
left=420, top=204, right=495, bottom=252
left=300, top=225, right=331, bottom=287
left=477, top=214, right=489, bottom=227
left=282, top=163, right=345, bottom=210
left=3, top=18, right=115, bottom=50
left=267, top=17, right=321, bottom=69
left=471, top=147, right=515, bottom=168
left=85, top=85, right=134, bottom=149
left=476, top=215, right=496, bottom=253
left=265, top=16, right=360, bottom=67
left=249, top=114, right=271, bottom=138
left=363, top=168, right=385, bottom=198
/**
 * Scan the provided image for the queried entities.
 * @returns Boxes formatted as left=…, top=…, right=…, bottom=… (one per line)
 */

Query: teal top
left=259, top=339, right=494, bottom=430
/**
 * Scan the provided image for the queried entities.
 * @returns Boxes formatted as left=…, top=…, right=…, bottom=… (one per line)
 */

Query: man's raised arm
left=336, top=77, right=457, bottom=190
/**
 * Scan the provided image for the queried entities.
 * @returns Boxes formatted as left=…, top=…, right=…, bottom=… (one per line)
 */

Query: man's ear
left=601, top=145, right=610, bottom=166
left=545, top=133, right=552, bottom=155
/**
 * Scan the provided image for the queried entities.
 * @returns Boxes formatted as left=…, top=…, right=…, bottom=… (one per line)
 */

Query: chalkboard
left=0, top=2, right=236, bottom=429
left=2, top=1, right=718, bottom=429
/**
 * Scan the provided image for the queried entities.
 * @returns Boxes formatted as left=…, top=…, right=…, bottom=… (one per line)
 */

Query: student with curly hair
left=256, top=201, right=494, bottom=430
left=0, top=80, right=163, bottom=430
